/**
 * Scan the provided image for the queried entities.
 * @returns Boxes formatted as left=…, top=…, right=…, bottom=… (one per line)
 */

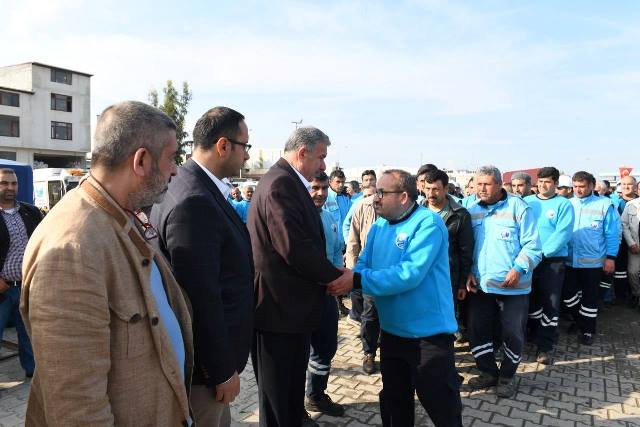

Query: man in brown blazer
left=20, top=101, right=194, bottom=426
left=247, top=126, right=356, bottom=427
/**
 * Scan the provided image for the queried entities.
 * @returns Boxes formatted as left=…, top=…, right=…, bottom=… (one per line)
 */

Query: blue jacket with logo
left=567, top=193, right=621, bottom=268
left=468, top=191, right=542, bottom=295
left=523, top=194, right=575, bottom=258
left=320, top=209, right=344, bottom=267
left=462, top=194, right=478, bottom=209
left=323, top=188, right=352, bottom=243
left=233, top=200, right=250, bottom=223
left=354, top=205, right=458, bottom=338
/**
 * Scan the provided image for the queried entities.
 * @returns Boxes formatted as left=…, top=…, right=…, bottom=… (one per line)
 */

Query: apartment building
left=0, top=62, right=91, bottom=167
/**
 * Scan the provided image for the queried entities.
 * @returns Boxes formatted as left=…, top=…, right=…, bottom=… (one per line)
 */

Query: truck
left=33, top=168, right=86, bottom=212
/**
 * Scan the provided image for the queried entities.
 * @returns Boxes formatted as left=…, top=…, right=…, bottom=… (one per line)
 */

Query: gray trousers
left=191, top=385, right=232, bottom=427
left=629, top=250, right=640, bottom=297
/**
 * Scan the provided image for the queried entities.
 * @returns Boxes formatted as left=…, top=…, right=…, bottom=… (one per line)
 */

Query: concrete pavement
left=2, top=306, right=640, bottom=426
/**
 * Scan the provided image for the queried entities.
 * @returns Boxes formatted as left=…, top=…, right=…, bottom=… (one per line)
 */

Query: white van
left=33, top=168, right=86, bottom=212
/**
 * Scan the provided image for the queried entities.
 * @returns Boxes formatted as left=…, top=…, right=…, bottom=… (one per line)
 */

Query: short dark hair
left=313, top=171, right=329, bottom=182
left=537, top=167, right=559, bottom=182
left=329, top=168, right=346, bottom=180
left=424, top=169, right=449, bottom=187
left=416, top=163, right=438, bottom=178
left=383, top=169, right=418, bottom=201
left=573, top=171, right=596, bottom=185
left=361, top=169, right=376, bottom=179
left=192, top=106, right=245, bottom=150
left=602, top=180, right=610, bottom=188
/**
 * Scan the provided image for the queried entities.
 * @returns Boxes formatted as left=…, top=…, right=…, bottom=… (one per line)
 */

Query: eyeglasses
left=126, top=209, right=158, bottom=240
left=374, top=189, right=404, bottom=199
left=227, top=139, right=252, bottom=153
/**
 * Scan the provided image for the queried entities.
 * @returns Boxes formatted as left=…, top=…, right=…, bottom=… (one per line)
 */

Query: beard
left=129, top=162, right=170, bottom=210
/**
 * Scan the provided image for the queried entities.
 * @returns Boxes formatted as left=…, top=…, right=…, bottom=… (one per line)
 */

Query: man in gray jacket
left=622, top=197, right=640, bottom=308
left=345, top=184, right=379, bottom=374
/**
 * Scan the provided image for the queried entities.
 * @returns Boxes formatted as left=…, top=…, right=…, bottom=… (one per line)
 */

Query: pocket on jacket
left=109, top=301, right=152, bottom=359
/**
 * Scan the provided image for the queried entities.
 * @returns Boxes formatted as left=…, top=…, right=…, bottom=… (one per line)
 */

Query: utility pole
left=291, top=118, right=303, bottom=129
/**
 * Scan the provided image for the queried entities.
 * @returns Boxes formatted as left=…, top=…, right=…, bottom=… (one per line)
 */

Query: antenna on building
left=291, top=119, right=303, bottom=129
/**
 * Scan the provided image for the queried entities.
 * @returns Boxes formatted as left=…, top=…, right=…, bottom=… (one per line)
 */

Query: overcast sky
left=3, top=0, right=639, bottom=174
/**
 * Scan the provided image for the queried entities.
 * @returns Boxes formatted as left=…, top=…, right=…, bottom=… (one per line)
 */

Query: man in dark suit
left=247, top=126, right=355, bottom=427
left=151, top=106, right=254, bottom=427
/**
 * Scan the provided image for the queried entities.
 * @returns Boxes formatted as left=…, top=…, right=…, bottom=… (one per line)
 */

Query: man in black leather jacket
left=419, top=169, right=474, bottom=342
left=0, top=168, right=43, bottom=377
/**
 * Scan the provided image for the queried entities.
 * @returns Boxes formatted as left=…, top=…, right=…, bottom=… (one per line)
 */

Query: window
left=51, top=94, right=72, bottom=112
left=0, top=151, right=17, bottom=161
left=0, top=91, right=19, bottom=107
left=48, top=181, right=64, bottom=208
left=50, top=68, right=72, bottom=85
left=51, top=121, right=72, bottom=140
left=0, top=115, right=19, bottom=137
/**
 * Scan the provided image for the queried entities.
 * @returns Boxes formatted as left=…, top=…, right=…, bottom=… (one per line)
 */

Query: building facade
left=0, top=62, right=91, bottom=167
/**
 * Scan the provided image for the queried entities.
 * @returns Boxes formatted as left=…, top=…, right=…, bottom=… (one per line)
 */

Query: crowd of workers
left=0, top=100, right=639, bottom=427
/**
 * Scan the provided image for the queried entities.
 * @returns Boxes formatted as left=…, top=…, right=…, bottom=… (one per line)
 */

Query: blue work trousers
left=306, top=295, right=338, bottom=400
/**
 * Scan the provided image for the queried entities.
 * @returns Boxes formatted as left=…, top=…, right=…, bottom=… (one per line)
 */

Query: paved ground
left=2, top=305, right=640, bottom=426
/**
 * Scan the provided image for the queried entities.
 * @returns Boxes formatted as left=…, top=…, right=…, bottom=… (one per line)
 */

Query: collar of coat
left=78, top=174, right=153, bottom=259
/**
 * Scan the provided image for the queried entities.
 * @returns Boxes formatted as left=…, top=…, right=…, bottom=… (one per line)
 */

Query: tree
left=149, top=80, right=192, bottom=164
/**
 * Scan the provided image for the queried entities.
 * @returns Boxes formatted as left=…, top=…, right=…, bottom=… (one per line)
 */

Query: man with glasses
left=152, top=106, right=254, bottom=427
left=330, top=169, right=462, bottom=427
left=22, top=101, right=193, bottom=426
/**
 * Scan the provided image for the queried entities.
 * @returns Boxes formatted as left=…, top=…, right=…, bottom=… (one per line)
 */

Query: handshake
left=326, top=267, right=354, bottom=296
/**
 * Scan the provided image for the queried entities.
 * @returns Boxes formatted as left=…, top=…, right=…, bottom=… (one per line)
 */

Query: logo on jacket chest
left=499, top=229, right=512, bottom=240
left=395, top=232, right=409, bottom=250
left=545, top=209, right=556, bottom=219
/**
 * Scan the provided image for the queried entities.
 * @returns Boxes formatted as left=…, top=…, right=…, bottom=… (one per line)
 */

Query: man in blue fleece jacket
left=524, top=167, right=574, bottom=364
left=466, top=165, right=542, bottom=398
left=330, top=169, right=461, bottom=427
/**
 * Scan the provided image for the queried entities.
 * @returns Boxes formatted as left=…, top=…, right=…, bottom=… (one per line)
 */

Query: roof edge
left=0, top=85, right=35, bottom=95
left=1, top=62, right=93, bottom=77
